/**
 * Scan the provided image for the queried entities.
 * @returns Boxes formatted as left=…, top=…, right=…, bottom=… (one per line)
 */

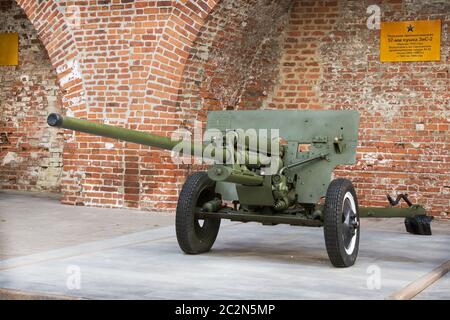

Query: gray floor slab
left=0, top=190, right=448, bottom=300
left=0, top=190, right=174, bottom=259
left=0, top=221, right=448, bottom=299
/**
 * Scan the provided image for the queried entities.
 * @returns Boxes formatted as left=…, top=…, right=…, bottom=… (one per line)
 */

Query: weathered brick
left=1, top=0, right=447, bottom=219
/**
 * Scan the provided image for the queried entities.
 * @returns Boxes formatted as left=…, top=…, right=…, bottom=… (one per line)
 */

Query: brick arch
left=129, top=0, right=291, bottom=210
left=126, top=0, right=221, bottom=211
left=13, top=0, right=89, bottom=205
left=132, top=0, right=293, bottom=212
left=0, top=0, right=66, bottom=192
left=15, top=0, right=87, bottom=115
left=145, top=0, right=220, bottom=110
left=146, top=0, right=293, bottom=119
left=177, top=0, right=294, bottom=119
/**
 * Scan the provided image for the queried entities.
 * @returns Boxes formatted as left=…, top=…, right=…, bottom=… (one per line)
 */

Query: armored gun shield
left=206, top=110, right=359, bottom=206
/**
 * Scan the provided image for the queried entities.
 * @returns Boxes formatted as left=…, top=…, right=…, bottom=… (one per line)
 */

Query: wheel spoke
left=342, top=223, right=353, bottom=247
left=342, top=198, right=357, bottom=249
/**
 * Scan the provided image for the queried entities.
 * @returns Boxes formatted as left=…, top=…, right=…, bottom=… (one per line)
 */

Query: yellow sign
left=380, top=20, right=441, bottom=62
left=0, top=33, right=19, bottom=66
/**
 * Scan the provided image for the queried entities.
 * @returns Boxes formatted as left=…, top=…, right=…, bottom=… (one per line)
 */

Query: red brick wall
left=1, top=0, right=448, bottom=218
left=180, top=0, right=293, bottom=114
left=264, top=0, right=449, bottom=218
left=56, top=0, right=219, bottom=210
left=178, top=0, right=449, bottom=218
left=0, top=0, right=63, bottom=192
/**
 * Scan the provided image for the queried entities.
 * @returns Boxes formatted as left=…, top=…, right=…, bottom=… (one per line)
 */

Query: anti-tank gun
left=47, top=110, right=432, bottom=267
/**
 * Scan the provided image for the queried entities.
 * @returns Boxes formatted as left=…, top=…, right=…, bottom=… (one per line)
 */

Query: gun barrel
left=47, top=113, right=193, bottom=153
left=47, top=113, right=281, bottom=174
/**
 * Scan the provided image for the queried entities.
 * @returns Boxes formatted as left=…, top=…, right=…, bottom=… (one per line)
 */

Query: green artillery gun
left=47, top=111, right=432, bottom=267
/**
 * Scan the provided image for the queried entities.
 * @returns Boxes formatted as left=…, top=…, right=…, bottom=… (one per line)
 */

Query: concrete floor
left=0, top=190, right=174, bottom=260
left=0, top=190, right=449, bottom=300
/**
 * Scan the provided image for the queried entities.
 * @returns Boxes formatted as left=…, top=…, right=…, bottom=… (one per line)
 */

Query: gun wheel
left=176, top=171, right=221, bottom=254
left=323, top=178, right=360, bottom=267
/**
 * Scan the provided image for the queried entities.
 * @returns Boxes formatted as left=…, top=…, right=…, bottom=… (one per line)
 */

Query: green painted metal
left=197, top=206, right=427, bottom=227
left=48, top=114, right=247, bottom=166
left=207, top=165, right=264, bottom=186
left=359, top=205, right=426, bottom=218
left=207, top=110, right=359, bottom=204
left=48, top=113, right=193, bottom=152
left=313, top=204, right=427, bottom=221
left=201, top=198, right=222, bottom=213
left=196, top=208, right=323, bottom=227
left=236, top=175, right=275, bottom=206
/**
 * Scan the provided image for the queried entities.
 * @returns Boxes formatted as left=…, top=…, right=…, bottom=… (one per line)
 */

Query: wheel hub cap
left=342, top=192, right=358, bottom=255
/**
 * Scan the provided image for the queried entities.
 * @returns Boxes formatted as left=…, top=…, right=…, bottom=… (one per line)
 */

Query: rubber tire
left=323, top=178, right=360, bottom=267
left=176, top=171, right=221, bottom=254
